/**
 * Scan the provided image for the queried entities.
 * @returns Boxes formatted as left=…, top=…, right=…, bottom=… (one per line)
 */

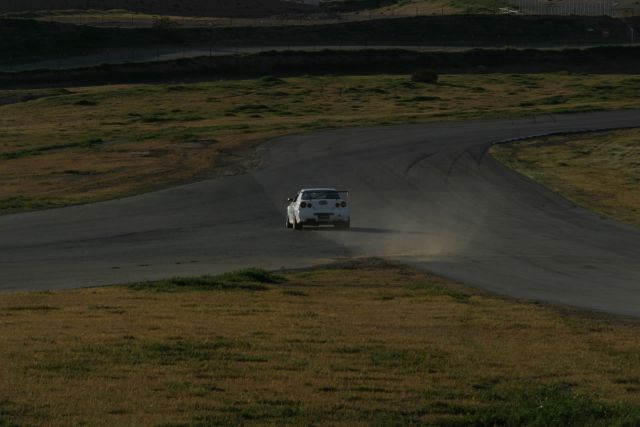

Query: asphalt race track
left=2, top=110, right=640, bottom=316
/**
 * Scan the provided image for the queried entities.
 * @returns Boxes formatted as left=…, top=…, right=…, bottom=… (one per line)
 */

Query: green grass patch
left=127, top=268, right=284, bottom=292
left=27, top=337, right=243, bottom=378
left=225, top=104, right=279, bottom=115
left=0, top=138, right=104, bottom=160
left=29, top=359, right=92, bottom=377
left=6, top=305, right=58, bottom=311
left=0, top=400, right=34, bottom=427
left=142, top=339, right=238, bottom=364
left=458, top=385, right=640, bottom=427
left=442, top=0, right=510, bottom=13
left=411, top=282, right=471, bottom=302
left=0, top=196, right=68, bottom=212
left=369, top=347, right=426, bottom=371
left=405, top=95, right=442, bottom=102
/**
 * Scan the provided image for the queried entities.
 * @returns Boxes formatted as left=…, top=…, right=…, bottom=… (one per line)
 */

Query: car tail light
left=335, top=203, right=340, bottom=208
left=341, top=201, right=347, bottom=208
left=308, top=203, right=313, bottom=208
left=300, top=202, right=307, bottom=208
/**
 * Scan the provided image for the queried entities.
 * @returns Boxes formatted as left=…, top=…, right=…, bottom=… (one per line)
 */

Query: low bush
left=258, top=75, right=285, bottom=86
left=411, top=69, right=439, bottom=84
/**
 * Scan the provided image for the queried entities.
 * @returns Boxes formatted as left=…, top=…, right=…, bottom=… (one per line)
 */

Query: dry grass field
left=366, top=0, right=507, bottom=15
left=0, top=0, right=504, bottom=27
left=28, top=9, right=459, bottom=28
left=367, top=1, right=458, bottom=16
left=0, top=0, right=317, bottom=19
left=1, top=260, right=640, bottom=425
left=491, top=129, right=640, bottom=227
left=27, top=11, right=251, bottom=29
left=1, top=73, right=639, bottom=214
left=9, top=10, right=337, bottom=28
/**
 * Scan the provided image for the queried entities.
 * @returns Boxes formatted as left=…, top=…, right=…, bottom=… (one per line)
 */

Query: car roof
left=300, top=188, right=338, bottom=192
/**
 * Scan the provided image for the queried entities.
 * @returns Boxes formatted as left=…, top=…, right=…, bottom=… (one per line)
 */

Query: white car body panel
left=286, top=188, right=350, bottom=229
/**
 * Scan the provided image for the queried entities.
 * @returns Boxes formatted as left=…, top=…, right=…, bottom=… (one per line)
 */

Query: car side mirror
left=287, top=197, right=294, bottom=202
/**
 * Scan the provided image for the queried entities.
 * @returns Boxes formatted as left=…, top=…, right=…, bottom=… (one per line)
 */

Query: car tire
left=286, top=215, right=293, bottom=229
left=294, top=218, right=303, bottom=230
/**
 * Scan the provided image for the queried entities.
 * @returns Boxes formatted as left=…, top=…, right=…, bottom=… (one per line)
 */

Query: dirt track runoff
left=2, top=110, right=640, bottom=315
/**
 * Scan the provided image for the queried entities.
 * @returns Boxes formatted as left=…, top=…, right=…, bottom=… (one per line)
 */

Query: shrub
left=411, top=69, right=439, bottom=84
left=258, top=76, right=285, bottom=86
left=73, top=99, right=98, bottom=106
left=152, top=16, right=177, bottom=30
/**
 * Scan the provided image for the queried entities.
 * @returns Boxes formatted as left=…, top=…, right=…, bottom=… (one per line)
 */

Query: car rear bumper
left=299, top=212, right=349, bottom=225
left=302, top=219, right=349, bottom=226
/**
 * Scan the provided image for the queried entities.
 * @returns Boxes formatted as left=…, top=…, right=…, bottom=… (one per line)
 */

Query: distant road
left=0, top=45, right=463, bottom=72
left=2, top=110, right=640, bottom=316
left=0, top=44, right=628, bottom=72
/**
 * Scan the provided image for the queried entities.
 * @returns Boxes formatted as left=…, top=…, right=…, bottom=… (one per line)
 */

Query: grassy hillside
left=326, top=0, right=511, bottom=14
left=0, top=0, right=510, bottom=17
left=1, top=73, right=639, bottom=214
left=2, top=2, right=492, bottom=28
left=1, top=261, right=640, bottom=425
left=0, top=0, right=318, bottom=19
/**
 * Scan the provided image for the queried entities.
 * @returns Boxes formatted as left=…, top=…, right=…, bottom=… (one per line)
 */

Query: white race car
left=286, top=188, right=350, bottom=230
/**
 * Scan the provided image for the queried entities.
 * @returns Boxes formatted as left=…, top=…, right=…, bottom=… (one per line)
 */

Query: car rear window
left=301, top=191, right=341, bottom=200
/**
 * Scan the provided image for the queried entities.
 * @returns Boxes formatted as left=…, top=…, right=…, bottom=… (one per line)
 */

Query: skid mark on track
left=404, top=152, right=437, bottom=174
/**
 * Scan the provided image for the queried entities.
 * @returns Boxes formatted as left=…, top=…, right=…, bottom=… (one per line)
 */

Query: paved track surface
left=2, top=110, right=640, bottom=315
